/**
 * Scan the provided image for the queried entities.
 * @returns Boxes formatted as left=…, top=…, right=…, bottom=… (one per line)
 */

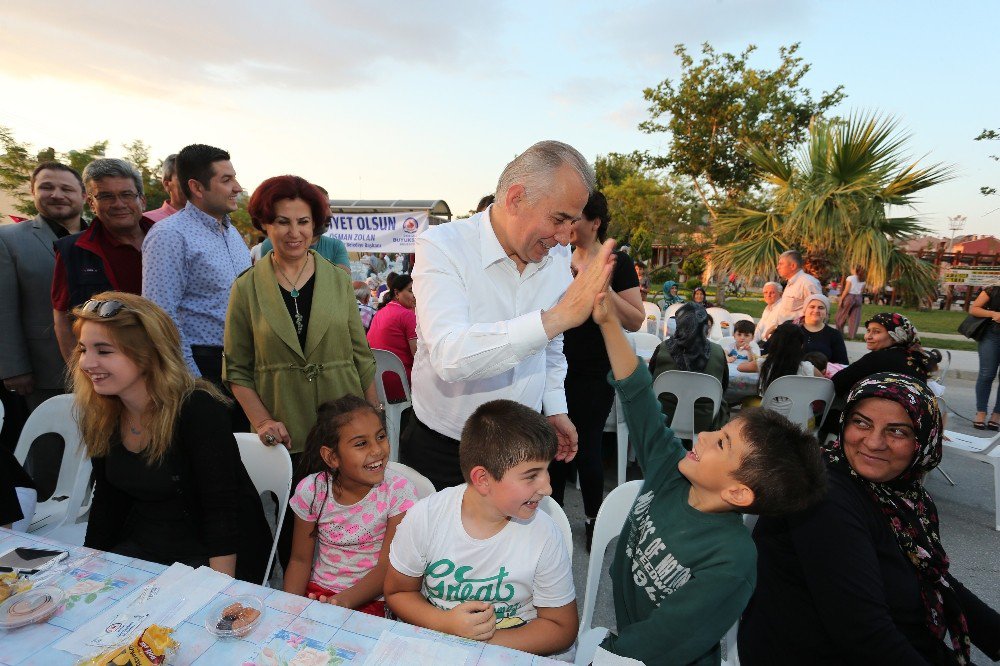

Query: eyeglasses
left=81, top=299, right=127, bottom=317
left=92, top=192, right=140, bottom=204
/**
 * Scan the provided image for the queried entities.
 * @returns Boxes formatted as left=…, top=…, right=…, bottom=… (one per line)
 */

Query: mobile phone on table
left=0, top=547, right=69, bottom=574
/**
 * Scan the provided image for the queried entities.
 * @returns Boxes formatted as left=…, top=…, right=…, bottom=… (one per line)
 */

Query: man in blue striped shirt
left=141, top=144, right=250, bottom=383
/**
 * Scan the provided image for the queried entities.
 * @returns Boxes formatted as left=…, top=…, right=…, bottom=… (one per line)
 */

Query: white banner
left=326, top=211, right=428, bottom=253
left=941, top=266, right=1000, bottom=287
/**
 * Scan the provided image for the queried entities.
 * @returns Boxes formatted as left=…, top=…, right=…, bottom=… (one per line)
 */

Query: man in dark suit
left=0, top=162, right=85, bottom=496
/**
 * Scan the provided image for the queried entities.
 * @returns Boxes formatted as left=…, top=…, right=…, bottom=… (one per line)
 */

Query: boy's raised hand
left=592, top=288, right=618, bottom=327
left=446, top=601, right=497, bottom=641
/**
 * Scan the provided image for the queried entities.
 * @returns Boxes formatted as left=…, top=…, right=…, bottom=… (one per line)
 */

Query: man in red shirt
left=52, top=158, right=154, bottom=360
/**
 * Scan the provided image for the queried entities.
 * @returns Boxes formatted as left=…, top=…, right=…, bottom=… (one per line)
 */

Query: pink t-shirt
left=366, top=301, right=417, bottom=402
left=290, top=469, right=417, bottom=594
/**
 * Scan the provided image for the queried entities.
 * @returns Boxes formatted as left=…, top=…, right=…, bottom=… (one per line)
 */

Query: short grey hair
left=763, top=281, right=784, bottom=293
left=779, top=250, right=803, bottom=269
left=495, top=140, right=595, bottom=205
left=83, top=158, right=144, bottom=196
left=161, top=153, right=179, bottom=180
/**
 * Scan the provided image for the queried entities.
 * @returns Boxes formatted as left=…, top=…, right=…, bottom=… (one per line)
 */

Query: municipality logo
left=402, top=217, right=419, bottom=233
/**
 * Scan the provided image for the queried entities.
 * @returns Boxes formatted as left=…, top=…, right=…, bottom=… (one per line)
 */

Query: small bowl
left=204, top=595, right=264, bottom=638
left=0, top=586, right=65, bottom=630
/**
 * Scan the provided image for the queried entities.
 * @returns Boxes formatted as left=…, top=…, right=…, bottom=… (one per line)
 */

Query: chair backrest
left=14, top=394, right=85, bottom=501
left=706, top=307, right=733, bottom=341
left=0, top=398, right=5, bottom=431
left=539, top=497, right=573, bottom=565
left=729, top=312, right=755, bottom=325
left=372, top=349, right=412, bottom=405
left=235, top=433, right=294, bottom=586
left=388, top=461, right=436, bottom=499
left=643, top=302, right=660, bottom=318
left=579, top=480, right=643, bottom=637
left=629, top=332, right=662, bottom=361
left=651, top=371, right=724, bottom=441
left=759, top=375, right=836, bottom=435
left=663, top=302, right=684, bottom=320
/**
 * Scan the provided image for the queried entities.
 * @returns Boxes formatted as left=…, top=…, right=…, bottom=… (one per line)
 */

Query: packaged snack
left=77, top=624, right=177, bottom=665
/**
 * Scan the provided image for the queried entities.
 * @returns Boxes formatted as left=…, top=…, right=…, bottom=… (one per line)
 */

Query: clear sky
left=2, top=0, right=997, bottom=235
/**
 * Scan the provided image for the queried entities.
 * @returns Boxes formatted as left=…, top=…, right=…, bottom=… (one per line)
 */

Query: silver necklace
left=273, top=254, right=310, bottom=335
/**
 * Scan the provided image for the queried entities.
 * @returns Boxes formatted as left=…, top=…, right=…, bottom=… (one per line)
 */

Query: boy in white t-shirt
left=722, top=319, right=760, bottom=363
left=385, top=400, right=577, bottom=656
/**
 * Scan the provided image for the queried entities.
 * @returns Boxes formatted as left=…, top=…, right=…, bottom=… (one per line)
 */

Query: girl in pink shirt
left=284, top=395, right=417, bottom=616
left=366, top=275, right=417, bottom=402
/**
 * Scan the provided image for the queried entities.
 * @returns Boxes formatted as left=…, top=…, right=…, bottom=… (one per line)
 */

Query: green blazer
left=223, top=250, right=376, bottom=453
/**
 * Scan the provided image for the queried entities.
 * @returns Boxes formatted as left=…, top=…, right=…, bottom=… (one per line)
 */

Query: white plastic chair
left=629, top=332, right=661, bottom=364
left=706, top=307, right=733, bottom=341
left=235, top=433, right=293, bottom=586
left=577, top=480, right=643, bottom=665
left=729, top=312, right=755, bottom=326
left=387, top=461, right=435, bottom=499
left=941, top=430, right=1000, bottom=530
left=371, top=349, right=412, bottom=463
left=14, top=394, right=89, bottom=534
left=540, top=496, right=574, bottom=564
left=663, top=302, right=684, bottom=320
left=43, top=456, right=95, bottom=545
left=642, top=303, right=661, bottom=336
left=651, top=371, right=724, bottom=441
left=759, top=375, right=835, bottom=436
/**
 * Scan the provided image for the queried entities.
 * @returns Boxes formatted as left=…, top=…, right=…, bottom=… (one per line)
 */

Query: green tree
left=713, top=113, right=952, bottom=303
left=638, top=42, right=845, bottom=219
left=123, top=139, right=166, bottom=209
left=64, top=141, right=108, bottom=176
left=975, top=128, right=999, bottom=196
left=0, top=125, right=35, bottom=215
left=230, top=191, right=256, bottom=246
left=595, top=154, right=708, bottom=262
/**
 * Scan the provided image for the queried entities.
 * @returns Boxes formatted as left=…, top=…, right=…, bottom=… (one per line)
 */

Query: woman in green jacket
left=224, top=175, right=377, bottom=456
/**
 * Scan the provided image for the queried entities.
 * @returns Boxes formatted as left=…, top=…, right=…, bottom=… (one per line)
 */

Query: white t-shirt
left=389, top=484, right=575, bottom=628
left=846, top=274, right=866, bottom=296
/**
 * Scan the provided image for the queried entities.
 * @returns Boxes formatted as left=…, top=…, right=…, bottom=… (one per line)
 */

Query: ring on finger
left=264, top=434, right=276, bottom=445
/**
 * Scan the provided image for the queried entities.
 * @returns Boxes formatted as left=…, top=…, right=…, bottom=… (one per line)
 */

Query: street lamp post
left=946, top=214, right=967, bottom=310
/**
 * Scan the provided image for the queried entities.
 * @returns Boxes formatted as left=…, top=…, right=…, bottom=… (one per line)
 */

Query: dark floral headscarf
left=662, top=302, right=711, bottom=372
left=823, top=372, right=970, bottom=663
left=865, top=312, right=920, bottom=348
left=865, top=312, right=937, bottom=380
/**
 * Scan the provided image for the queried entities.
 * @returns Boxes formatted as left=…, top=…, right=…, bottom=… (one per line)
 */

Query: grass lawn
left=649, top=293, right=973, bottom=350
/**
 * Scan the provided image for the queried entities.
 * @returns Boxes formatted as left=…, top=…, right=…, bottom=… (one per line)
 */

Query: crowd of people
left=0, top=139, right=998, bottom=664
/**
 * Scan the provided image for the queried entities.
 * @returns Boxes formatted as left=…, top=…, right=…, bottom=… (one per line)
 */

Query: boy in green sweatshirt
left=594, top=289, right=827, bottom=665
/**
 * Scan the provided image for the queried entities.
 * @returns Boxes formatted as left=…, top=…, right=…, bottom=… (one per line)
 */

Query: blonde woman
left=73, top=291, right=270, bottom=581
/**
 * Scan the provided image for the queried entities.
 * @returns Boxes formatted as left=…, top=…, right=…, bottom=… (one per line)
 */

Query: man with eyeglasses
left=51, top=158, right=154, bottom=361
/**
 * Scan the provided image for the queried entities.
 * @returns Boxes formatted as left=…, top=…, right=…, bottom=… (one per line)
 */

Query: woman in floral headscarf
left=740, top=373, right=1000, bottom=665
left=832, top=312, right=940, bottom=398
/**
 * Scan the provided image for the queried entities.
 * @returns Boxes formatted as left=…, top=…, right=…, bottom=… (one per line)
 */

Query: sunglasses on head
left=81, top=299, right=127, bottom=318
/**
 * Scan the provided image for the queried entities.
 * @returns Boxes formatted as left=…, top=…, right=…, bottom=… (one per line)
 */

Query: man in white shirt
left=774, top=250, right=821, bottom=325
left=754, top=281, right=783, bottom=344
left=402, top=140, right=615, bottom=489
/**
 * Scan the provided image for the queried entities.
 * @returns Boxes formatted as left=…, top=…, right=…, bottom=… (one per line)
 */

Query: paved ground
left=560, top=354, right=999, bottom=663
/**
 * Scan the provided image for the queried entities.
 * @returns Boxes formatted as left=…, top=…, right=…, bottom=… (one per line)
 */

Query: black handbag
left=958, top=314, right=990, bottom=340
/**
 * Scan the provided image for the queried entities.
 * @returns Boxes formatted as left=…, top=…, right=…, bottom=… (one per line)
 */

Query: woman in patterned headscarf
left=649, top=302, right=729, bottom=432
left=832, top=312, right=941, bottom=398
left=740, top=373, right=1000, bottom=665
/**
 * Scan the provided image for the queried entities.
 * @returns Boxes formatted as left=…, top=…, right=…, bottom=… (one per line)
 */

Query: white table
left=0, top=528, right=563, bottom=665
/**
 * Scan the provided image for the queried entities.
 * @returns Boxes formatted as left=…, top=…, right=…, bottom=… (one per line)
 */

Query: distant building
left=953, top=235, right=1000, bottom=255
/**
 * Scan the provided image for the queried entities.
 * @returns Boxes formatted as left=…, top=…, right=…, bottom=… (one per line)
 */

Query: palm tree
left=713, top=113, right=952, bottom=302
